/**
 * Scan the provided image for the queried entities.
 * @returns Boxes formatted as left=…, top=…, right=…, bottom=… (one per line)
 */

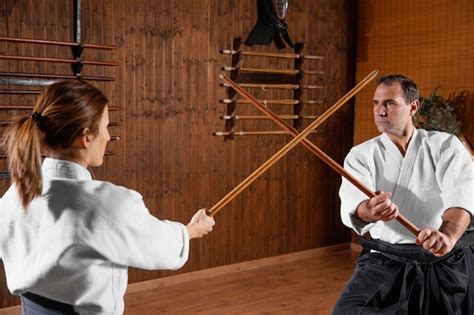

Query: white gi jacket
left=0, top=158, right=190, bottom=314
left=339, top=129, right=473, bottom=244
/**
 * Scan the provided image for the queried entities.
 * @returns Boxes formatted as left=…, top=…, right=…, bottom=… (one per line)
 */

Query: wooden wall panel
left=355, top=0, right=474, bottom=145
left=0, top=0, right=356, bottom=307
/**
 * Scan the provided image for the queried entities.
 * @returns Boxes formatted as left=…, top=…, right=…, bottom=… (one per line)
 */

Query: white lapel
left=385, top=129, right=421, bottom=208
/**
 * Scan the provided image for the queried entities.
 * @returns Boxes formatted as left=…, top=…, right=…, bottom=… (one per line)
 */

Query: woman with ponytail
left=0, top=80, right=215, bottom=314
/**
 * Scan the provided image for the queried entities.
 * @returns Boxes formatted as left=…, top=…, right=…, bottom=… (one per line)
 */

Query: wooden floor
left=0, top=247, right=358, bottom=315
left=124, top=249, right=358, bottom=314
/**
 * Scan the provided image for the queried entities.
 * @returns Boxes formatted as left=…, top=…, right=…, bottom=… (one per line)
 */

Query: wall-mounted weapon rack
left=0, top=0, right=118, bottom=180
left=214, top=37, right=324, bottom=140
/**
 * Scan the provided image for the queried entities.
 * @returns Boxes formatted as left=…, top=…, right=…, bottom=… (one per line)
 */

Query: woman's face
left=86, top=106, right=111, bottom=167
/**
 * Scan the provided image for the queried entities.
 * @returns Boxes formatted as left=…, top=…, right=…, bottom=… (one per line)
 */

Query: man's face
left=372, top=83, right=418, bottom=136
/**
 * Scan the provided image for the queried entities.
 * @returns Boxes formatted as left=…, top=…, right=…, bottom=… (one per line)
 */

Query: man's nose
left=374, top=105, right=387, bottom=116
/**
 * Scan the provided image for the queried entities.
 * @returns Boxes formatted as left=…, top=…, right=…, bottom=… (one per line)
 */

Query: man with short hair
left=333, top=74, right=473, bottom=314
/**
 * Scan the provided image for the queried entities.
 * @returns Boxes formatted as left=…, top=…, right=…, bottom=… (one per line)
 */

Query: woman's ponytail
left=3, top=115, right=43, bottom=208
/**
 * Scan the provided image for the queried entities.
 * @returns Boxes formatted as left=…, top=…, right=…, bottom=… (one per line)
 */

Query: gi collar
left=42, top=158, right=92, bottom=180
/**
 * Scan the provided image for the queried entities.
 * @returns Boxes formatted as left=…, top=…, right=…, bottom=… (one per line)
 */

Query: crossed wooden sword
left=207, top=70, right=420, bottom=236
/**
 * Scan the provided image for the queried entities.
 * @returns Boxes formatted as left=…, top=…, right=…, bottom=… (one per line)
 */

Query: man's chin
left=375, top=124, right=387, bottom=133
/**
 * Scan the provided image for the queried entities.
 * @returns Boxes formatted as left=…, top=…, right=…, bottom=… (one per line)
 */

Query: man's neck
left=386, top=125, right=415, bottom=156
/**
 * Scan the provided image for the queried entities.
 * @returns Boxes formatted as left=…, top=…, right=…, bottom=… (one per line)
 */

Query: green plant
left=413, top=87, right=467, bottom=135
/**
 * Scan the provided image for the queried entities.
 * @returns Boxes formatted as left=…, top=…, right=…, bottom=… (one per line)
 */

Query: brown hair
left=376, top=74, right=420, bottom=104
left=3, top=80, right=108, bottom=208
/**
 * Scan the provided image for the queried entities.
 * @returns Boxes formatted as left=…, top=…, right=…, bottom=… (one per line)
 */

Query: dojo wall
left=354, top=0, right=474, bottom=145
left=0, top=0, right=356, bottom=307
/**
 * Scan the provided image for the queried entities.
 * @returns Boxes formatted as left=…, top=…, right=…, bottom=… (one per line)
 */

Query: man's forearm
left=439, top=207, right=472, bottom=242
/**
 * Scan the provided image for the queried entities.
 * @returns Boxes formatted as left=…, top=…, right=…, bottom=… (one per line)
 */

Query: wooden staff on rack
left=222, top=66, right=299, bottom=75
left=220, top=49, right=324, bottom=60
left=0, top=72, right=114, bottom=81
left=213, top=130, right=318, bottom=136
left=221, top=99, right=324, bottom=105
left=222, top=82, right=323, bottom=90
left=0, top=120, right=119, bottom=127
left=0, top=55, right=117, bottom=66
left=0, top=77, right=60, bottom=86
left=0, top=76, right=114, bottom=86
left=220, top=115, right=319, bottom=120
left=0, top=36, right=117, bottom=50
left=222, top=99, right=299, bottom=105
left=0, top=136, right=120, bottom=141
left=222, top=67, right=324, bottom=76
left=218, top=72, right=420, bottom=236
left=302, top=100, right=324, bottom=105
left=0, top=90, right=41, bottom=94
left=207, top=72, right=379, bottom=220
left=0, top=105, right=122, bottom=111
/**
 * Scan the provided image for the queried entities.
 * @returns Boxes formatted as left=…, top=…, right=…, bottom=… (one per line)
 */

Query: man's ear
left=409, top=100, right=420, bottom=116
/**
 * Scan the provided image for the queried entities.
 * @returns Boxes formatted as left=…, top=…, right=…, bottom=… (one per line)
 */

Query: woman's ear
left=71, top=128, right=92, bottom=149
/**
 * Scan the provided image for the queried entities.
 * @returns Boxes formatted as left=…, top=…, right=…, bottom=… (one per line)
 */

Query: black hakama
left=333, top=230, right=474, bottom=315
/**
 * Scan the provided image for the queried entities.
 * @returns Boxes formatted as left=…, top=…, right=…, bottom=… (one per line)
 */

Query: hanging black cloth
left=333, top=230, right=474, bottom=315
left=245, top=0, right=294, bottom=49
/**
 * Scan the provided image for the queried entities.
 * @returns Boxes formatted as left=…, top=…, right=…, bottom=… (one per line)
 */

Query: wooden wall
left=0, top=0, right=356, bottom=307
left=355, top=0, right=474, bottom=145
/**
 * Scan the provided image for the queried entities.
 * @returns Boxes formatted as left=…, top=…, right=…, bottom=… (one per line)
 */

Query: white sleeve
left=436, top=136, right=474, bottom=224
left=86, top=189, right=189, bottom=270
left=339, top=148, right=376, bottom=235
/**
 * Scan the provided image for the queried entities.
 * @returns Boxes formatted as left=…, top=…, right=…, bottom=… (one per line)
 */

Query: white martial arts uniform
left=339, top=129, right=473, bottom=243
left=0, top=158, right=190, bottom=314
